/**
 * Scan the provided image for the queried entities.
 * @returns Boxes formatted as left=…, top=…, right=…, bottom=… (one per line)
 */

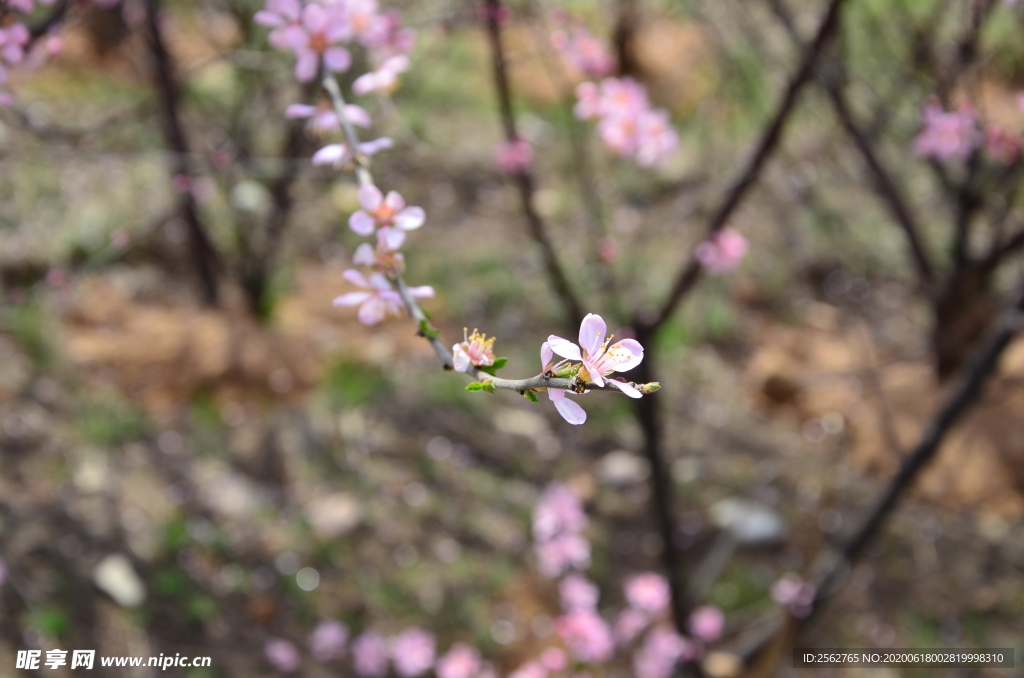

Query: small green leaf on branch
left=523, top=390, right=539, bottom=403
left=465, top=380, right=496, bottom=394
left=418, top=319, right=440, bottom=340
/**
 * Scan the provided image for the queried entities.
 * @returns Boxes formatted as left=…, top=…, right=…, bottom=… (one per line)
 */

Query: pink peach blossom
left=286, top=101, right=371, bottom=137
left=311, top=137, right=393, bottom=168
left=254, top=0, right=301, bottom=50
left=453, top=329, right=497, bottom=373
left=390, top=628, right=436, bottom=677
left=546, top=313, right=644, bottom=395
left=280, top=3, right=352, bottom=82
left=309, top=620, right=348, bottom=663
left=353, top=54, right=409, bottom=95
left=689, top=605, right=724, bottom=643
left=554, top=609, right=615, bottom=663
left=435, top=643, right=482, bottom=678
left=333, top=269, right=433, bottom=325
left=625, top=573, right=670, bottom=615
left=560, top=574, right=600, bottom=611
left=264, top=638, right=301, bottom=673
left=352, top=630, right=388, bottom=677
left=495, top=136, right=534, bottom=174
left=913, top=98, right=981, bottom=161
left=348, top=184, right=425, bottom=236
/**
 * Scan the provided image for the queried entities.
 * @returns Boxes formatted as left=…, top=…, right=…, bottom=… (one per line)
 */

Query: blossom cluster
left=574, top=77, right=679, bottom=168
left=913, top=95, right=1024, bottom=166
left=264, top=621, right=499, bottom=677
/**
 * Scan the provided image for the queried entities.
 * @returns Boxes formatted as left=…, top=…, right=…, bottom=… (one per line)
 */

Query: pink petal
left=359, top=137, right=393, bottom=155
left=408, top=285, right=435, bottom=298
left=302, top=4, right=327, bottom=32
left=280, top=24, right=308, bottom=49
left=352, top=71, right=378, bottom=95
left=353, top=243, right=375, bottom=266
left=311, top=144, right=348, bottom=166
left=382, top=54, right=409, bottom=75
left=541, top=341, right=553, bottom=368
left=342, top=268, right=369, bottom=288
left=349, top=210, right=375, bottom=236
left=345, top=104, right=372, bottom=127
left=553, top=396, right=587, bottom=425
left=333, top=291, right=372, bottom=307
left=323, top=46, right=351, bottom=72
left=254, top=10, right=285, bottom=27
left=582, top=362, right=604, bottom=387
left=546, top=336, right=582, bottom=361
left=358, top=184, right=383, bottom=211
left=394, top=206, right=424, bottom=231
left=325, top=12, right=352, bottom=42
left=383, top=190, right=406, bottom=212
left=294, top=48, right=319, bottom=82
left=358, top=296, right=388, bottom=325
left=378, top=227, right=406, bottom=250
left=285, top=103, right=315, bottom=119
left=578, top=313, right=606, bottom=355
left=453, top=344, right=470, bottom=372
left=611, top=380, right=642, bottom=398
left=368, top=272, right=393, bottom=291
left=609, top=339, right=644, bottom=371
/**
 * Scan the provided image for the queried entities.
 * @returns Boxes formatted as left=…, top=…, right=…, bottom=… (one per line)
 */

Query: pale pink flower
left=771, top=573, right=815, bottom=619
left=44, top=34, right=62, bottom=56
left=495, top=136, right=534, bottom=174
left=546, top=313, right=644, bottom=395
left=913, top=98, right=981, bottom=161
left=554, top=609, right=615, bottom=663
left=613, top=607, right=650, bottom=644
left=353, top=54, right=409, bottom=95
left=694, top=227, right=748, bottom=275
left=625, top=573, right=670, bottom=615
left=539, top=647, right=568, bottom=672
left=311, top=137, right=393, bottom=168
left=254, top=0, right=301, bottom=50
left=0, top=23, right=30, bottom=65
left=533, top=483, right=588, bottom=542
left=574, top=81, right=604, bottom=120
left=281, top=3, right=352, bottom=82
left=634, top=109, right=679, bottom=167
left=347, top=0, right=381, bottom=39
left=6, top=0, right=35, bottom=13
left=633, top=627, right=693, bottom=678
left=688, top=605, right=724, bottom=643
left=349, top=184, right=425, bottom=236
left=551, top=25, right=615, bottom=78
left=352, top=630, right=388, bottom=677
left=453, top=329, right=496, bottom=373
left=264, top=638, right=301, bottom=673
left=434, top=643, right=482, bottom=678
left=536, top=532, right=591, bottom=577
left=560, top=574, right=600, bottom=611
left=333, top=269, right=433, bottom=325
left=390, top=628, right=436, bottom=677
left=309, top=620, right=348, bottom=663
left=286, top=101, right=372, bottom=137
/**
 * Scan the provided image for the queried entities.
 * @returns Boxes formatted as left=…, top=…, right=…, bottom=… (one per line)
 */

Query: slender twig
left=144, top=0, right=221, bottom=304
left=322, top=73, right=660, bottom=399
left=641, top=0, right=850, bottom=333
left=483, top=0, right=585, bottom=329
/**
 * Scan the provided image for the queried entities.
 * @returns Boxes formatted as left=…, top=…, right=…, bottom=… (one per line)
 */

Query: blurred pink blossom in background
left=695, top=227, right=749, bottom=275
left=264, top=638, right=301, bottom=672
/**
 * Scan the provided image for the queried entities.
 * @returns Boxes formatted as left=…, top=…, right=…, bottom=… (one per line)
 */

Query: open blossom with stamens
left=575, top=78, right=678, bottom=167
left=349, top=184, right=425, bottom=236
left=913, top=98, right=981, bottom=161
left=452, top=329, right=496, bottom=373
left=281, top=3, right=352, bottom=82
left=546, top=313, right=644, bottom=395
left=286, top=100, right=371, bottom=137
left=333, top=270, right=433, bottom=325
left=311, top=137, right=393, bottom=168
left=695, top=227, right=748, bottom=275
left=353, top=54, right=409, bottom=95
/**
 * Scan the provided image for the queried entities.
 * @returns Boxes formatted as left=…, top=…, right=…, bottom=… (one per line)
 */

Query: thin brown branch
left=483, top=0, right=585, bottom=329
left=642, top=0, right=850, bottom=333
left=144, top=0, right=221, bottom=304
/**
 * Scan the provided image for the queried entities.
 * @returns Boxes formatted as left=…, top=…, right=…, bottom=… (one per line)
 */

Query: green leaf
left=482, top=380, right=496, bottom=393
left=477, top=356, right=508, bottom=376
left=418, top=319, right=440, bottom=340
left=465, top=382, right=486, bottom=392
left=523, top=390, right=539, bottom=403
